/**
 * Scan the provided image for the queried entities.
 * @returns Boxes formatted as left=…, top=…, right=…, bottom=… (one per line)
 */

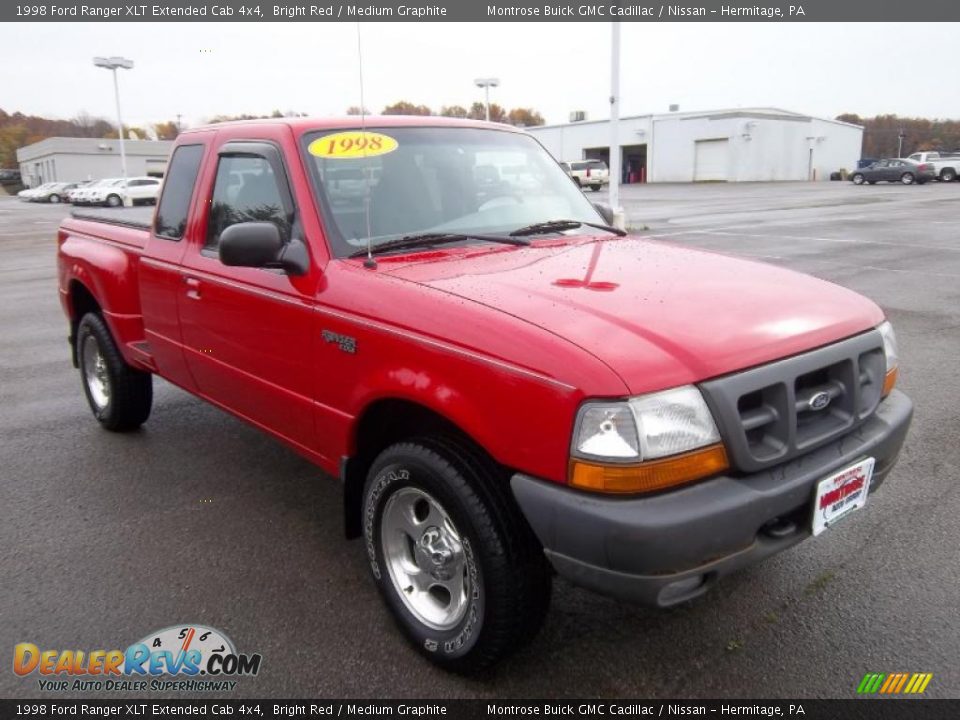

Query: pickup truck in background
left=906, top=151, right=960, bottom=182
left=57, top=117, right=913, bottom=672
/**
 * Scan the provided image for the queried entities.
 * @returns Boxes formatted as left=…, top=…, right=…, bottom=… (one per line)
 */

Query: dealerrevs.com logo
left=14, top=624, right=262, bottom=692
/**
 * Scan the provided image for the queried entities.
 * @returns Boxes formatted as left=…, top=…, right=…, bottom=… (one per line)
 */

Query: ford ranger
left=57, top=117, right=913, bottom=672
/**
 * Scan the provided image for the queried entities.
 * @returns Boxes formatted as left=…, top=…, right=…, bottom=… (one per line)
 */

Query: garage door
left=694, top=139, right=729, bottom=181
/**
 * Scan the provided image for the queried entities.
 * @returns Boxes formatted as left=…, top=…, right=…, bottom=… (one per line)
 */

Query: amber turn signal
left=569, top=444, right=729, bottom=494
left=882, top=367, right=898, bottom=398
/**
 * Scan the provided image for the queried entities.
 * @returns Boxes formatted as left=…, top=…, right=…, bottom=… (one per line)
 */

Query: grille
left=700, top=330, right=886, bottom=474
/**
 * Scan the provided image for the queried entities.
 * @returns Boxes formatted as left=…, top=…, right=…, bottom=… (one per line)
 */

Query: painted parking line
left=704, top=250, right=960, bottom=281
left=690, top=230, right=960, bottom=254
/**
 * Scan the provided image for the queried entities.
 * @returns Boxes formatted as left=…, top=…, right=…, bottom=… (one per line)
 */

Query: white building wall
left=527, top=109, right=863, bottom=183
left=17, top=138, right=173, bottom=187
left=530, top=116, right=651, bottom=162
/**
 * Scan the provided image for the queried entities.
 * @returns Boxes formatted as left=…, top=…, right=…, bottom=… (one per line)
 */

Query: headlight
left=571, top=385, right=728, bottom=494
left=877, top=320, right=899, bottom=396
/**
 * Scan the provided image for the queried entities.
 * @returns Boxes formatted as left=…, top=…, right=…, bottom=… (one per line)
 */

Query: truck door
left=177, top=140, right=318, bottom=453
left=140, top=140, right=210, bottom=392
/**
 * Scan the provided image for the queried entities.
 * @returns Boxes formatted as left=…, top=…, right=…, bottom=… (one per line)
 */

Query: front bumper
left=511, top=389, right=913, bottom=607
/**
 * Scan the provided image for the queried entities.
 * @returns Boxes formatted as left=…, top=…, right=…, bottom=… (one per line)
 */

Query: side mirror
left=219, top=222, right=284, bottom=268
left=593, top=202, right=615, bottom=226
left=219, top=222, right=309, bottom=275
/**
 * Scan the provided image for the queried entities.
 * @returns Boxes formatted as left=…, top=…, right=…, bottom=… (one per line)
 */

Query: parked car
left=849, top=159, right=936, bottom=185
left=91, top=176, right=162, bottom=207
left=906, top=151, right=960, bottom=182
left=0, top=168, right=22, bottom=186
left=72, top=177, right=162, bottom=207
left=565, top=159, right=609, bottom=191
left=30, top=182, right=79, bottom=204
left=17, top=182, right=55, bottom=200
left=70, top=179, right=123, bottom=206
left=66, top=181, right=97, bottom=204
left=57, top=117, right=911, bottom=672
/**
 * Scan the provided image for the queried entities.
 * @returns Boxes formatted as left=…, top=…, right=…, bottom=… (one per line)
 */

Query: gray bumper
left=511, top=389, right=913, bottom=607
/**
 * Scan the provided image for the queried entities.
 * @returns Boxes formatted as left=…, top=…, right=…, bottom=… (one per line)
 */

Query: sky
left=1, top=22, right=958, bottom=130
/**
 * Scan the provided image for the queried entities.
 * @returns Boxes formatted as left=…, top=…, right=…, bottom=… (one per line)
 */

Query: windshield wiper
left=509, top=219, right=627, bottom=237
left=349, top=232, right=530, bottom=259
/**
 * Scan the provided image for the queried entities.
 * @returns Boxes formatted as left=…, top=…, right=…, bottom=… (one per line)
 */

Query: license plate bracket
left=812, top=458, right=875, bottom=536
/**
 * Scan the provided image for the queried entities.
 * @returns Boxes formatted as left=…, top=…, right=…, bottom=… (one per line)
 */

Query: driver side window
left=206, top=156, right=290, bottom=250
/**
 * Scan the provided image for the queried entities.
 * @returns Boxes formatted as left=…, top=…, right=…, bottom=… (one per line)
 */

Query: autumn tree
left=153, top=121, right=180, bottom=140
left=507, top=108, right=545, bottom=127
left=440, top=105, right=469, bottom=118
left=382, top=101, right=433, bottom=116
left=836, top=113, right=960, bottom=158
left=104, top=126, right=149, bottom=140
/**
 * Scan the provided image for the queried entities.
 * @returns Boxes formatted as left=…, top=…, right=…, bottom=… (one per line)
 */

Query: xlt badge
left=322, top=330, right=357, bottom=354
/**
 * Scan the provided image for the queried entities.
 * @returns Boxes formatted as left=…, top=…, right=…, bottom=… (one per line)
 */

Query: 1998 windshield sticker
left=308, top=131, right=398, bottom=159
left=13, top=624, right=262, bottom=692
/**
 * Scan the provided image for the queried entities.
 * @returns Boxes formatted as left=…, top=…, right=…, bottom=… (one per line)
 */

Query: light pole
left=474, top=77, right=500, bottom=122
left=93, top=56, right=134, bottom=179
left=608, top=22, right=624, bottom=229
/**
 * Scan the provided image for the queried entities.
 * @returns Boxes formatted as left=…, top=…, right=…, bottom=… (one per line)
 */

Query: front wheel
left=49, top=194, right=61, bottom=204
left=106, top=194, right=122, bottom=207
left=362, top=439, right=551, bottom=673
left=591, top=184, right=602, bottom=192
left=852, top=174, right=865, bottom=185
left=900, top=173, right=915, bottom=185
left=77, top=313, right=152, bottom=431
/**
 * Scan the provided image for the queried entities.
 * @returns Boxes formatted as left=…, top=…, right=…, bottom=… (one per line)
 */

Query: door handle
left=183, top=276, right=202, bottom=300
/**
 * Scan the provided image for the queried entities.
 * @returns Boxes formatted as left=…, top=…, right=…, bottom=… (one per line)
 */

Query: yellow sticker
left=308, top=131, right=398, bottom=159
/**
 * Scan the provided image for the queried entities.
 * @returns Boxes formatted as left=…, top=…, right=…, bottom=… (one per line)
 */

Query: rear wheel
left=362, top=438, right=551, bottom=673
left=49, top=194, right=61, bottom=204
left=852, top=174, right=865, bottom=185
left=941, top=168, right=957, bottom=182
left=76, top=313, right=152, bottom=431
left=900, top=172, right=915, bottom=185
left=591, top=184, right=602, bottom=192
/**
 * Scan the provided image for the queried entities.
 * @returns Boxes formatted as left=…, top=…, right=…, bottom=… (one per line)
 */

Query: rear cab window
left=154, top=144, right=205, bottom=240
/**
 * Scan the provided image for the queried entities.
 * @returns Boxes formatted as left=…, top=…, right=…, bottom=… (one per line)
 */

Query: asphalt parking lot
left=1, top=181, right=958, bottom=699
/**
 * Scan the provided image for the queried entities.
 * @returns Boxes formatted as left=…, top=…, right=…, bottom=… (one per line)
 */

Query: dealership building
left=527, top=107, right=864, bottom=183
left=16, top=137, right=173, bottom=188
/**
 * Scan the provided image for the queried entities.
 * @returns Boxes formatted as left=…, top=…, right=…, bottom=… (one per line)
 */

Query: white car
left=18, top=182, right=55, bottom=200
left=30, top=182, right=80, bottom=204
left=66, top=181, right=97, bottom=203
left=563, top=159, right=610, bottom=192
left=905, top=152, right=960, bottom=182
left=78, top=177, right=163, bottom=207
left=71, top=179, right=123, bottom=206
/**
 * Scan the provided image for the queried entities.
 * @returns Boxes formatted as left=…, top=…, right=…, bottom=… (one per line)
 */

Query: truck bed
left=70, top=206, right=154, bottom=231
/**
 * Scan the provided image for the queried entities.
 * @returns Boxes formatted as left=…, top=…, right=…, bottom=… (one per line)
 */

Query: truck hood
left=379, top=236, right=885, bottom=395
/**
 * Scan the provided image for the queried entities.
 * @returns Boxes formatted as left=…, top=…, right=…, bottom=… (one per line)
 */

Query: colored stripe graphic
left=858, top=672, right=933, bottom=694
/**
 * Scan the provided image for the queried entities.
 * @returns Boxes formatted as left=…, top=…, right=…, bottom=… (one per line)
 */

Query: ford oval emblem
left=809, top=391, right=831, bottom=411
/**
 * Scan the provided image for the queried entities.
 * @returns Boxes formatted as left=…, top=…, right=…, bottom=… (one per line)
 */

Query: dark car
left=0, top=168, right=22, bottom=186
left=850, top=159, right=936, bottom=186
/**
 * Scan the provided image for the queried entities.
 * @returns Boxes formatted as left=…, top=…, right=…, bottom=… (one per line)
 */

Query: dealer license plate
left=812, top=458, right=875, bottom=536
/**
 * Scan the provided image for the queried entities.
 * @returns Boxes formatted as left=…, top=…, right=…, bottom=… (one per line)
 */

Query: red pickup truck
left=57, top=117, right=913, bottom=672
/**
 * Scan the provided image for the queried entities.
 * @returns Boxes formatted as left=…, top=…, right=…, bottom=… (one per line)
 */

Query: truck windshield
left=301, top=126, right=606, bottom=258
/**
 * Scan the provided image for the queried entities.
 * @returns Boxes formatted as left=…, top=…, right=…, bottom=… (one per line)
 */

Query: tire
left=76, top=313, right=152, bottom=431
left=591, top=184, right=602, bottom=192
left=852, top=174, right=865, bottom=185
left=900, top=173, right=915, bottom=185
left=49, top=194, right=61, bottom=204
left=941, top=168, right=957, bottom=182
left=362, top=438, right=551, bottom=673
left=106, top=194, right=122, bottom=207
